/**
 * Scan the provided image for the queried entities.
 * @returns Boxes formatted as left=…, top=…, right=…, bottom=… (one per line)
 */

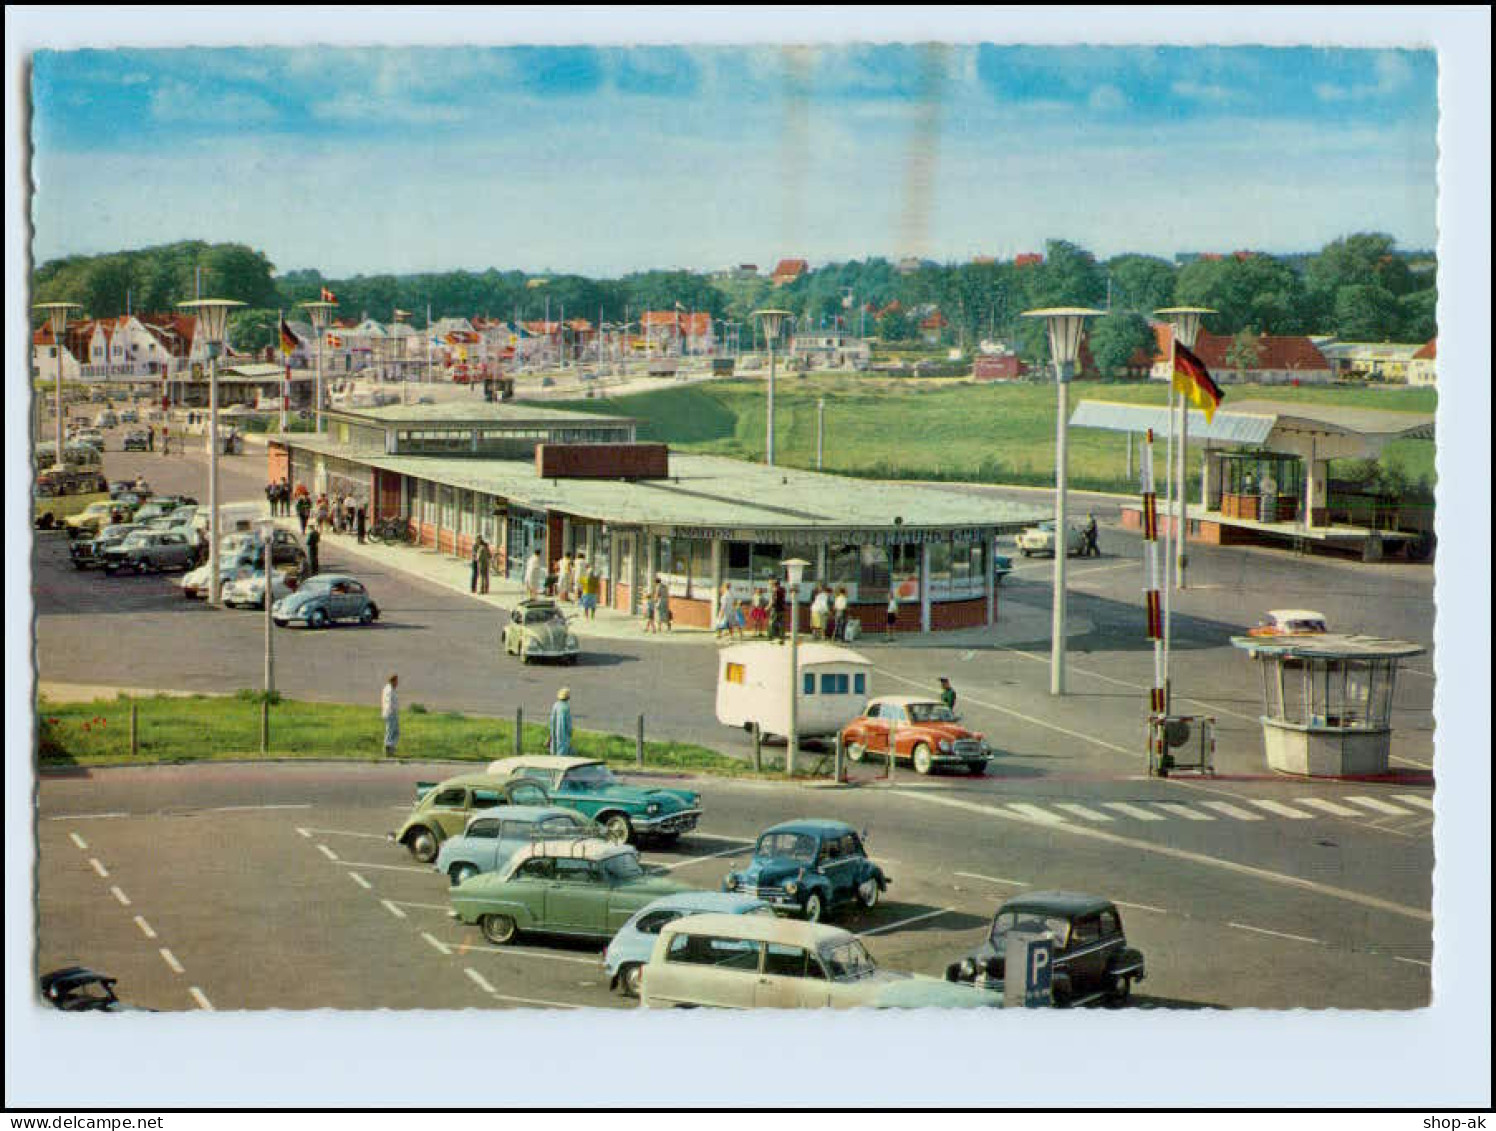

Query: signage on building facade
left=669, top=527, right=991, bottom=545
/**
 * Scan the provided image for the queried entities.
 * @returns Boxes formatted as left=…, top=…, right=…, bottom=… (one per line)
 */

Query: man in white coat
left=381, top=674, right=400, bottom=757
left=524, top=549, right=546, bottom=599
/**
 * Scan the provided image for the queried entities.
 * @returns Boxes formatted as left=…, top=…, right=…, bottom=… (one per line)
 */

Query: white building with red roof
left=1143, top=325, right=1334, bottom=385
left=1408, top=338, right=1437, bottom=387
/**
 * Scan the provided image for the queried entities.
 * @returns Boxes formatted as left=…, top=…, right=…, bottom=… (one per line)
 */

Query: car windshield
left=603, top=852, right=645, bottom=881
left=297, top=578, right=333, bottom=596
left=907, top=703, right=957, bottom=723
left=122, top=532, right=151, bottom=546
left=755, top=832, right=817, bottom=863
left=819, top=939, right=877, bottom=981
left=523, top=607, right=563, bottom=625
left=561, top=764, right=616, bottom=788
left=991, top=910, right=1073, bottom=950
left=100, top=526, right=134, bottom=539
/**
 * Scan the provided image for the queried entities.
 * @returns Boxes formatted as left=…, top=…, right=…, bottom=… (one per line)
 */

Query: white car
left=1016, top=521, right=1087, bottom=557
left=222, top=569, right=297, bottom=609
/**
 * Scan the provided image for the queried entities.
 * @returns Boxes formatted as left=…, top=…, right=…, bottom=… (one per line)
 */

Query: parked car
left=69, top=523, right=140, bottom=570
left=39, top=967, right=148, bottom=1013
left=1016, top=520, right=1087, bottom=557
left=722, top=819, right=888, bottom=923
left=74, top=428, right=106, bottom=451
left=180, top=539, right=266, bottom=599
left=944, top=892, right=1146, bottom=1007
left=102, top=530, right=196, bottom=574
left=639, top=914, right=1004, bottom=1010
left=485, top=755, right=701, bottom=846
left=1247, top=609, right=1329, bottom=637
left=65, top=501, right=129, bottom=538
left=130, top=501, right=181, bottom=525
left=501, top=599, right=580, bottom=664
left=272, top=573, right=379, bottom=628
left=119, top=408, right=139, bottom=424
left=434, top=805, right=598, bottom=886
left=122, top=430, right=150, bottom=452
left=839, top=695, right=992, bottom=775
left=390, top=773, right=555, bottom=862
left=605, top=892, right=773, bottom=997
left=222, top=567, right=299, bottom=609
left=93, top=410, right=118, bottom=429
left=449, top=838, right=696, bottom=947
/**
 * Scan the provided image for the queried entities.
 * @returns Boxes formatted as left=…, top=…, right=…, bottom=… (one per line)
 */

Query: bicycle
left=369, top=515, right=414, bottom=545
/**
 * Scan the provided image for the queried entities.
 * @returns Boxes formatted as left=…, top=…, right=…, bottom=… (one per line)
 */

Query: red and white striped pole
left=1141, top=428, right=1166, bottom=716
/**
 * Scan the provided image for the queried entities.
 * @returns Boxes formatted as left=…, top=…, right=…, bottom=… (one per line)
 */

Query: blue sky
left=30, top=44, right=1438, bottom=277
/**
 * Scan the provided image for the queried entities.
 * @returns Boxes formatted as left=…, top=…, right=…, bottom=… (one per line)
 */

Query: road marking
left=340, top=860, right=433, bottom=874
left=1199, top=801, right=1263, bottom=821
left=857, top=907, right=956, bottom=937
left=899, top=790, right=1432, bottom=923
left=1296, top=797, right=1366, bottom=819
left=1051, top=802, right=1113, bottom=822
left=490, top=992, right=580, bottom=1010
left=389, top=900, right=454, bottom=913
left=300, top=827, right=395, bottom=841
left=1229, top=922, right=1323, bottom=946
left=89, top=857, right=109, bottom=877
left=110, top=885, right=132, bottom=906
left=1344, top=795, right=1414, bottom=817
left=955, top=871, right=1028, bottom=887
left=380, top=899, right=407, bottom=920
left=959, top=650, right=976, bottom=661
left=421, top=931, right=452, bottom=956
left=1394, top=956, right=1432, bottom=968
left=1005, top=801, right=1070, bottom=824
left=1247, top=799, right=1312, bottom=820
left=348, top=871, right=372, bottom=890
left=873, top=667, right=1132, bottom=755
left=206, top=803, right=313, bottom=813
left=684, top=833, right=757, bottom=845
left=465, top=967, right=497, bottom=995
left=189, top=987, right=214, bottom=1011
left=296, top=827, right=313, bottom=838
left=46, top=812, right=130, bottom=821
left=1113, top=900, right=1170, bottom=915
left=1394, top=794, right=1435, bottom=812
left=1155, top=802, right=1213, bottom=822
left=134, top=916, right=157, bottom=939
left=1101, top=802, right=1166, bottom=822
left=159, top=947, right=185, bottom=974
left=656, top=845, right=746, bottom=870
left=457, top=944, right=604, bottom=967
left=68, top=832, right=89, bottom=850
left=317, top=844, right=340, bottom=861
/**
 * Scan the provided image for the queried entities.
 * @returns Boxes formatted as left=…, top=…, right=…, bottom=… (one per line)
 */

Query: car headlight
left=937, top=740, right=952, bottom=753
left=784, top=881, right=799, bottom=896
left=959, top=957, right=978, bottom=980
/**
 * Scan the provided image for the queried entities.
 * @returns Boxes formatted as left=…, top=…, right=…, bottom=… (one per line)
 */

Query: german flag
left=1172, top=341, right=1224, bottom=422
left=278, top=315, right=302, bottom=355
left=320, top=286, right=338, bottom=304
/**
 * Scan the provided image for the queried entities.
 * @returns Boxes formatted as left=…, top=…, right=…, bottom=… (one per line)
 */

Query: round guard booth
left=1230, top=634, right=1425, bottom=777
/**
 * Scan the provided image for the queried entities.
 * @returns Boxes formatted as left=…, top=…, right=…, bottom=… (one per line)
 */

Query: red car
left=839, top=695, right=993, bottom=775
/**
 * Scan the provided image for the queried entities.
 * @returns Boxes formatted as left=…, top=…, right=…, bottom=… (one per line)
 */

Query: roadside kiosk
left=1230, top=633, right=1426, bottom=777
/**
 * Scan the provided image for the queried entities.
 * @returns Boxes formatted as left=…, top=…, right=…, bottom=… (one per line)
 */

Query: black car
left=39, top=967, right=148, bottom=1012
left=122, top=430, right=150, bottom=452
left=945, top=891, right=1145, bottom=1006
left=70, top=523, right=140, bottom=569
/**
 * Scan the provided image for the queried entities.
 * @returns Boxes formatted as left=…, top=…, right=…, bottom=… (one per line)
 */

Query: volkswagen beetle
left=502, top=598, right=580, bottom=664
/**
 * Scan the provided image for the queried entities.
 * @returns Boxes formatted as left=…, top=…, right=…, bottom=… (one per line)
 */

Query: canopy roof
left=1230, top=634, right=1426, bottom=660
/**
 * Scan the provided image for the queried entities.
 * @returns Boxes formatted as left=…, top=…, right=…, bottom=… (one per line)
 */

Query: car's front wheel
left=846, top=741, right=865, bottom=763
left=449, top=863, right=478, bottom=887
left=480, top=914, right=517, bottom=946
left=358, top=606, right=375, bottom=626
left=618, top=963, right=643, bottom=998
left=601, top=813, right=633, bottom=845
left=912, top=743, right=934, bottom=775
left=1107, top=975, right=1132, bottom=1006
left=407, top=827, right=438, bottom=863
left=803, top=891, right=825, bottom=923
left=857, top=878, right=880, bottom=910
left=307, top=608, right=328, bottom=629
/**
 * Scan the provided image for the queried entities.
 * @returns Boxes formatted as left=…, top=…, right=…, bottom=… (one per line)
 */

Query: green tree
left=1087, top=313, right=1156, bottom=378
left=876, top=307, right=913, bottom=342
left=1333, top=284, right=1402, bottom=341
left=1225, top=328, right=1263, bottom=372
left=1306, top=233, right=1416, bottom=300
left=1398, top=287, right=1438, bottom=342
left=228, top=308, right=279, bottom=354
left=1175, top=254, right=1307, bottom=335
left=1105, top=254, right=1177, bottom=314
left=1022, top=239, right=1106, bottom=310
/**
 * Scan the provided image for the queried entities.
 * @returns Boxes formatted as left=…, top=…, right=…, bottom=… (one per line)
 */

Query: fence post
left=751, top=723, right=763, bottom=774
left=834, top=732, right=844, bottom=784
left=260, top=697, right=269, bottom=755
left=129, top=701, right=139, bottom=758
left=635, top=714, right=645, bottom=769
left=514, top=707, right=523, bottom=756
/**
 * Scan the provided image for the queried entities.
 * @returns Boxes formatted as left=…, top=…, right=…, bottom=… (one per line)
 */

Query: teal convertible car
left=485, top=755, right=701, bottom=846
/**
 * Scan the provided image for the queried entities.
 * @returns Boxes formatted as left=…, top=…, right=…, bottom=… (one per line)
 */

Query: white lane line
left=189, top=987, right=215, bottom=1011
left=46, top=812, right=130, bottom=821
left=1113, top=900, right=1170, bottom=915
left=1052, top=802, right=1113, bottom=822
left=317, top=844, right=340, bottom=861
left=348, top=871, right=372, bottom=890
left=1344, top=795, right=1414, bottom=817
left=159, top=948, right=185, bottom=974
left=421, top=931, right=452, bottom=956
left=134, top=916, right=157, bottom=940
left=900, top=790, right=1431, bottom=923
left=389, top=900, right=453, bottom=913
left=857, top=907, right=956, bottom=938
left=457, top=944, right=605, bottom=967
left=873, top=667, right=1132, bottom=755
left=1296, top=797, right=1366, bottom=819
left=296, top=827, right=313, bottom=839
left=89, top=857, right=110, bottom=877
left=683, top=833, right=757, bottom=845
left=301, top=827, right=395, bottom=841
left=110, top=885, right=132, bottom=906
left=1005, top=802, right=1068, bottom=825
left=490, top=992, right=580, bottom=1010
left=1155, top=802, right=1213, bottom=822
left=1101, top=801, right=1166, bottom=822
left=465, top=967, right=497, bottom=995
left=341, top=860, right=433, bottom=874
left=206, top=803, right=313, bottom=813
left=380, top=899, right=407, bottom=920
left=1229, top=922, right=1323, bottom=946
left=1394, top=794, right=1435, bottom=812
left=955, top=871, right=1029, bottom=888
left=1199, top=800, right=1264, bottom=821
left=68, top=832, right=89, bottom=850
left=657, top=845, right=746, bottom=870
left=1247, top=799, right=1312, bottom=820
left=1394, top=956, right=1432, bottom=968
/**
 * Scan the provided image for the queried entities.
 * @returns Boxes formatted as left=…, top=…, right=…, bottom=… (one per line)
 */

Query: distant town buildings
left=771, top=258, right=808, bottom=286
left=1407, top=339, right=1437, bottom=387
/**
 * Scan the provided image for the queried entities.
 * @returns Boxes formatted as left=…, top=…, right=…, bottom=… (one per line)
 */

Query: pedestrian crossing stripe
left=1296, top=797, right=1366, bottom=819
left=1101, top=801, right=1167, bottom=822
left=1248, top=799, right=1313, bottom=820
left=1394, top=793, right=1435, bottom=812
left=1154, top=802, right=1214, bottom=821
left=1343, top=795, right=1415, bottom=816
left=1051, top=802, right=1113, bottom=822
left=944, top=796, right=1430, bottom=825
left=1199, top=800, right=1263, bottom=821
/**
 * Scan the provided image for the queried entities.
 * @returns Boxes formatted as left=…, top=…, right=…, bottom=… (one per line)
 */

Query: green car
left=485, top=755, right=701, bottom=846
left=451, top=838, right=698, bottom=946
left=388, top=773, right=554, bottom=862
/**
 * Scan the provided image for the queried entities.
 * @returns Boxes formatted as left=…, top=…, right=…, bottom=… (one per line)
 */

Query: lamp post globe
left=752, top=309, right=791, bottom=466
left=1021, top=306, right=1104, bottom=696
left=299, top=300, right=339, bottom=433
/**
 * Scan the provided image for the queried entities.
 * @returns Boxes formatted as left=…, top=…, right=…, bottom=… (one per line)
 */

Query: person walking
left=749, top=587, right=767, bottom=638
left=478, top=535, right=492, bottom=594
left=265, top=480, right=278, bottom=516
left=579, top=565, right=598, bottom=619
left=714, top=583, right=733, bottom=639
left=885, top=592, right=899, bottom=640
left=643, top=577, right=659, bottom=633
left=1084, top=513, right=1100, bottom=558
left=832, top=587, right=849, bottom=642
left=557, top=553, right=574, bottom=602
left=938, top=677, right=957, bottom=713
left=355, top=501, right=367, bottom=544
left=305, top=524, right=320, bottom=577
left=295, top=491, right=312, bottom=535
left=731, top=592, right=747, bottom=640
left=523, top=549, right=546, bottom=600
left=146, top=424, right=155, bottom=452
left=656, top=576, right=672, bottom=633
left=344, top=495, right=357, bottom=534
left=810, top=586, right=829, bottom=641
left=470, top=534, right=487, bottom=593
left=548, top=687, right=573, bottom=756
left=381, top=674, right=400, bottom=758
left=768, top=580, right=785, bottom=643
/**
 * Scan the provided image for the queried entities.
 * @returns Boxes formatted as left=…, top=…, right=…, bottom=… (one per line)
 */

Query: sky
left=30, top=42, right=1438, bottom=278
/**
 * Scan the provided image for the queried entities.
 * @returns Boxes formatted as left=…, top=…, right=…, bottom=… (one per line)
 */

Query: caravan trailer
left=715, top=642, right=871, bottom=740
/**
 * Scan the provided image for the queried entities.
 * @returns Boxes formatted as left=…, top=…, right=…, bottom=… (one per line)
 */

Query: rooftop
left=329, top=401, right=636, bottom=428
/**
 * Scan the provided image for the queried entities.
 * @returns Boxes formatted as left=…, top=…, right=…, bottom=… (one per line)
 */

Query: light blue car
left=604, top=891, right=773, bottom=997
left=433, top=806, right=598, bottom=886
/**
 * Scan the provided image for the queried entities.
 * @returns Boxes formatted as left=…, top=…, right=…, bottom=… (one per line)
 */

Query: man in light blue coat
left=549, top=687, right=573, bottom=756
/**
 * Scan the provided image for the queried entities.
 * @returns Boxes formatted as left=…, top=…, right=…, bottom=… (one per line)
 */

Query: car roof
left=431, top=772, right=534, bottom=791
left=760, top=818, right=856, bottom=838
left=516, top=598, right=558, bottom=609
left=301, top=573, right=358, bottom=585
left=634, top=892, right=771, bottom=916
left=508, top=838, right=630, bottom=865
left=1266, top=609, right=1327, bottom=622
left=997, top=891, right=1115, bottom=918
left=662, top=912, right=856, bottom=948
left=488, top=755, right=601, bottom=773
left=464, top=805, right=576, bottom=827
left=866, top=695, right=942, bottom=708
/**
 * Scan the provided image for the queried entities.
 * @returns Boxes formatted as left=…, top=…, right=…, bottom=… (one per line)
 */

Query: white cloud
left=148, top=80, right=277, bottom=123
left=1088, top=84, right=1125, bottom=112
left=1171, top=79, right=1235, bottom=103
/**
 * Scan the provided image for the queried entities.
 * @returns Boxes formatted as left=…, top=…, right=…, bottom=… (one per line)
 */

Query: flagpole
left=1162, top=333, right=1176, bottom=713
left=1177, top=375, right=1190, bottom=592
left=278, top=308, right=288, bottom=433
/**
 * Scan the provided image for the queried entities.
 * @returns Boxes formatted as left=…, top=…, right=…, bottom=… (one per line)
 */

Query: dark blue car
left=723, top=818, right=888, bottom=923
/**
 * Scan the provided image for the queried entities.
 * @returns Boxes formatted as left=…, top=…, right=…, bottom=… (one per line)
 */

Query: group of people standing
left=280, top=483, right=368, bottom=545
left=515, top=548, right=601, bottom=621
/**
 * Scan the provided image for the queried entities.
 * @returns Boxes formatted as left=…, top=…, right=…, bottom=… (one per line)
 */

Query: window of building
left=854, top=673, right=866, bottom=695
left=820, top=673, right=849, bottom=695
left=803, top=673, right=815, bottom=695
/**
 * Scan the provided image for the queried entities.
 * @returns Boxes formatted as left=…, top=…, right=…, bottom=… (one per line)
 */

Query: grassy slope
left=570, top=377, right=1438, bottom=493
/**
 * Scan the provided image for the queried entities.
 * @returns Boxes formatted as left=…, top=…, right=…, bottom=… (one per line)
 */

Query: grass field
left=571, top=376, right=1437, bottom=494
left=36, top=693, right=763, bottom=775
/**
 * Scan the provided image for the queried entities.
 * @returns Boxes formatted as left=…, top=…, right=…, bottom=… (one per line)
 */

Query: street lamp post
left=1022, top=307, right=1104, bottom=696
left=1154, top=307, right=1215, bottom=595
left=782, top=557, right=810, bottom=777
left=752, top=310, right=791, bottom=466
left=35, top=302, right=80, bottom=468
left=259, top=516, right=276, bottom=751
left=300, top=300, right=338, bottom=432
left=178, top=299, right=245, bottom=609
